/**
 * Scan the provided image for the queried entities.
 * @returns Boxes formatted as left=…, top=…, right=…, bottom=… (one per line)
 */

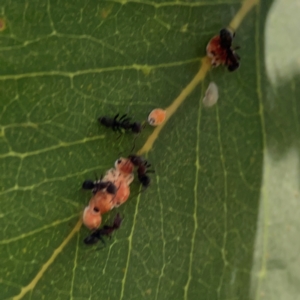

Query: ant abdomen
left=138, top=174, right=151, bottom=188
left=84, top=235, right=100, bottom=245
left=83, top=213, right=123, bottom=246
left=82, top=180, right=95, bottom=190
left=98, top=116, right=112, bottom=127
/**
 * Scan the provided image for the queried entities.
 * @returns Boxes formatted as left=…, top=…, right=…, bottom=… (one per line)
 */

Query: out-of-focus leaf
left=251, top=1, right=300, bottom=299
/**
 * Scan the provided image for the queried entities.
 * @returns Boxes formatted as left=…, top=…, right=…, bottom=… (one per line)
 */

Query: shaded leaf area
left=264, top=78, right=300, bottom=158
left=251, top=73, right=300, bottom=300
left=0, top=1, right=268, bottom=299
left=251, top=1, right=300, bottom=298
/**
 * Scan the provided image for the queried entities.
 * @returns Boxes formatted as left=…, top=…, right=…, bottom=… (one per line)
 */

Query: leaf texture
left=0, top=1, right=292, bottom=300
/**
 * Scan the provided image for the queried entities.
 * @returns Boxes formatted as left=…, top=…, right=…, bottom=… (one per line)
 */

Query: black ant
left=98, top=114, right=143, bottom=134
left=219, top=28, right=240, bottom=72
left=82, top=177, right=117, bottom=195
left=219, top=28, right=234, bottom=49
left=84, top=213, right=123, bottom=245
left=128, top=155, right=154, bottom=189
left=99, top=114, right=146, bottom=151
left=226, top=50, right=240, bottom=72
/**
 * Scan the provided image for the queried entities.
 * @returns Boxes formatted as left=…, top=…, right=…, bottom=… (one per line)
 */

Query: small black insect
left=219, top=28, right=234, bottom=49
left=98, top=114, right=143, bottom=134
left=84, top=213, right=123, bottom=245
left=225, top=49, right=240, bottom=72
left=219, top=28, right=240, bottom=72
left=128, top=155, right=154, bottom=189
left=82, top=179, right=117, bottom=195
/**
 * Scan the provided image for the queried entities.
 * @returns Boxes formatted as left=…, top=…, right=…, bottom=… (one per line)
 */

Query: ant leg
left=130, top=124, right=144, bottom=152
left=100, top=235, right=106, bottom=245
left=142, top=161, right=152, bottom=169
left=115, top=125, right=125, bottom=138
left=95, top=236, right=106, bottom=250
left=111, top=123, right=117, bottom=131
left=141, top=121, right=147, bottom=130
left=90, top=173, right=99, bottom=193
left=96, top=238, right=106, bottom=250
left=119, top=114, right=128, bottom=122
left=146, top=170, right=155, bottom=174
left=143, top=161, right=151, bottom=168
left=94, top=172, right=101, bottom=182
left=107, top=233, right=114, bottom=240
left=130, top=135, right=139, bottom=153
left=225, top=55, right=229, bottom=66
left=121, top=117, right=132, bottom=124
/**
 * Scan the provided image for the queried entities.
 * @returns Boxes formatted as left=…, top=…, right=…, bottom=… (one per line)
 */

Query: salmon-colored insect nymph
left=90, top=190, right=115, bottom=214
left=111, top=180, right=130, bottom=207
left=82, top=205, right=102, bottom=230
left=82, top=155, right=137, bottom=230
left=115, top=157, right=135, bottom=175
left=148, top=108, right=166, bottom=126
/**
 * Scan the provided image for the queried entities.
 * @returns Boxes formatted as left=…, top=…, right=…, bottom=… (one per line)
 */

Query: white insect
left=203, top=82, right=219, bottom=107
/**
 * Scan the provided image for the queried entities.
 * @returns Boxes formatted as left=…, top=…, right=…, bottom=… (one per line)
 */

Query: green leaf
left=251, top=1, right=300, bottom=299
left=2, top=0, right=296, bottom=299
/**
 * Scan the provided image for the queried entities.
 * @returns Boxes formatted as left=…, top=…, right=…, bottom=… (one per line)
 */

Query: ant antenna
left=116, top=126, right=127, bottom=142
left=129, top=121, right=147, bottom=153
left=141, top=120, right=147, bottom=129
left=94, top=172, right=98, bottom=182
left=94, top=172, right=102, bottom=182
left=130, top=137, right=137, bottom=153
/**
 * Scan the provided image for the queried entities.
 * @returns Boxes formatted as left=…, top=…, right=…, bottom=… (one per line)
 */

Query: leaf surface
left=1, top=1, right=294, bottom=300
